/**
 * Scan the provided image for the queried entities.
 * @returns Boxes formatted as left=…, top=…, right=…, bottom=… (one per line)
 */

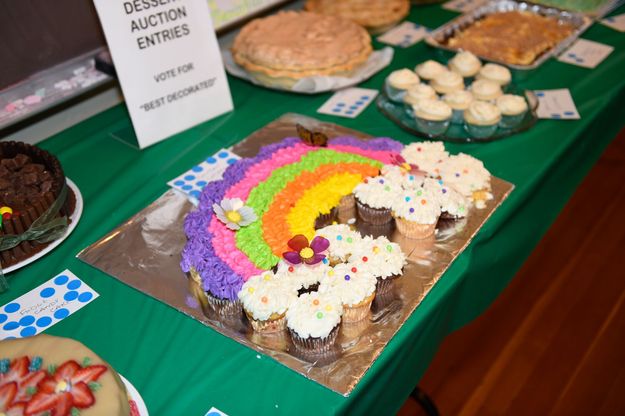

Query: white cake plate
left=121, top=374, right=149, bottom=416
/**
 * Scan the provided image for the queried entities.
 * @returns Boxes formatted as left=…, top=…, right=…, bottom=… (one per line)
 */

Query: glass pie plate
left=376, top=86, right=539, bottom=143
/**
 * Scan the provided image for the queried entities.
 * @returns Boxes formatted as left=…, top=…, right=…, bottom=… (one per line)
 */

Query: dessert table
left=2, top=4, right=625, bottom=415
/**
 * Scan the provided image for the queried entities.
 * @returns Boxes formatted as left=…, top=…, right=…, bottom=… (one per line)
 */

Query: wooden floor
left=399, top=129, right=625, bottom=416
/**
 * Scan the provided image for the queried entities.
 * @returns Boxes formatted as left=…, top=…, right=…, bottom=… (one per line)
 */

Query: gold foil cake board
left=78, top=113, right=514, bottom=396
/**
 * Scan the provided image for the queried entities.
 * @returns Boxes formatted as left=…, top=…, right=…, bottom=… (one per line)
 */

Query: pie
left=231, top=11, right=372, bottom=88
left=305, top=0, right=410, bottom=34
left=445, top=11, right=575, bottom=66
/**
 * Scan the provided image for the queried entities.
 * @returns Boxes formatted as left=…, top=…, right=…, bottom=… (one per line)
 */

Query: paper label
left=443, top=0, right=487, bottom=12
left=93, top=0, right=233, bottom=148
left=168, top=149, right=240, bottom=205
left=601, top=13, right=625, bottom=32
left=317, top=88, right=378, bottom=119
left=558, top=39, right=614, bottom=69
left=0, top=270, right=99, bottom=340
left=205, top=407, right=228, bottom=416
left=377, top=22, right=430, bottom=48
left=535, top=89, right=580, bottom=120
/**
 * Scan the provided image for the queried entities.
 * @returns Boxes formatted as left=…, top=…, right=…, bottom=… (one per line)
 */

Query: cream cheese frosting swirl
left=477, top=63, right=511, bottom=86
left=449, top=51, right=482, bottom=77
left=348, top=236, right=406, bottom=279
left=496, top=94, right=528, bottom=115
left=414, top=98, right=452, bottom=121
left=403, top=83, right=437, bottom=105
left=423, top=178, right=468, bottom=218
left=391, top=187, right=441, bottom=224
left=319, top=263, right=377, bottom=306
left=353, top=176, right=401, bottom=209
left=464, top=101, right=501, bottom=126
left=443, top=90, right=474, bottom=110
left=438, top=153, right=491, bottom=198
left=315, top=223, right=362, bottom=262
left=401, top=141, right=449, bottom=176
left=431, top=70, right=464, bottom=94
left=415, top=60, right=447, bottom=80
left=387, top=68, right=420, bottom=90
left=380, top=164, right=425, bottom=190
left=238, top=272, right=297, bottom=320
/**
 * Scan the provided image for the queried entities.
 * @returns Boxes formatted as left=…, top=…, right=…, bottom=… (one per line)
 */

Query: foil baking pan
left=77, top=113, right=514, bottom=396
left=425, top=0, right=593, bottom=80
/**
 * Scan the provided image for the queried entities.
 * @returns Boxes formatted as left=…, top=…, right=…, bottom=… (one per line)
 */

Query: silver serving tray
left=425, top=0, right=593, bottom=79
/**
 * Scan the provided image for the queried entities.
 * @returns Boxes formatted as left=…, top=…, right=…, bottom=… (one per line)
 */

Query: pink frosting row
left=327, top=144, right=396, bottom=164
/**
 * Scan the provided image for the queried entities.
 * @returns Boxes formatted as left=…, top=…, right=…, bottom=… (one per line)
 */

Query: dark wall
left=0, top=0, right=106, bottom=90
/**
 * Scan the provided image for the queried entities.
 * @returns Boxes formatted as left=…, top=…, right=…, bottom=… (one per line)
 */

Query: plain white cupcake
left=477, top=63, right=511, bottom=86
left=403, top=83, right=437, bottom=106
left=449, top=51, right=482, bottom=78
left=470, top=79, right=503, bottom=101
left=431, top=70, right=465, bottom=94
left=385, top=69, right=421, bottom=102
left=413, top=98, right=452, bottom=136
left=443, top=90, right=474, bottom=124
left=496, top=94, right=528, bottom=128
left=415, top=60, right=447, bottom=81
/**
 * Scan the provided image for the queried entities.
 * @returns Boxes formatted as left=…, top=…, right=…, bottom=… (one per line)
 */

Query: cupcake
left=275, top=260, right=330, bottom=295
left=415, top=60, right=447, bottom=81
left=438, top=153, right=493, bottom=209
left=286, top=292, right=342, bottom=353
left=412, top=98, right=452, bottom=136
left=385, top=69, right=420, bottom=102
left=423, top=178, right=468, bottom=219
left=315, top=223, right=362, bottom=264
left=470, top=79, right=503, bottom=102
left=464, top=101, right=501, bottom=139
left=189, top=267, right=243, bottom=316
left=391, top=187, right=441, bottom=239
left=239, top=271, right=297, bottom=333
left=496, top=94, right=528, bottom=128
left=476, top=63, right=511, bottom=86
left=430, top=70, right=464, bottom=94
left=403, top=83, right=437, bottom=107
left=349, top=236, right=406, bottom=294
left=448, top=51, right=482, bottom=79
left=380, top=164, right=425, bottom=190
left=400, top=141, right=450, bottom=177
left=319, top=263, right=377, bottom=323
left=443, top=90, right=474, bottom=124
left=353, top=176, right=399, bottom=224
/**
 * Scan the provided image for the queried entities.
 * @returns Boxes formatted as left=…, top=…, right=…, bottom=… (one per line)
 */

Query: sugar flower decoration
left=213, top=198, right=257, bottom=230
left=283, top=234, right=329, bottom=265
left=391, top=153, right=423, bottom=175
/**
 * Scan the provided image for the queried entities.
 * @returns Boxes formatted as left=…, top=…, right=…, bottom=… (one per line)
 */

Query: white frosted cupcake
left=286, top=292, right=342, bottom=353
left=439, top=153, right=493, bottom=209
left=275, top=260, right=330, bottom=295
left=412, top=98, right=452, bottom=136
left=315, top=223, right=362, bottom=264
left=470, top=79, right=503, bottom=102
left=353, top=176, right=400, bottom=224
left=496, top=94, right=528, bottom=128
left=431, top=70, right=464, bottom=94
left=385, top=69, right=420, bottom=102
left=319, top=263, right=377, bottom=323
left=443, top=90, right=474, bottom=124
left=239, top=272, right=297, bottom=333
left=403, top=83, right=437, bottom=108
left=401, top=141, right=450, bottom=177
left=423, top=178, right=469, bottom=219
left=349, top=236, right=407, bottom=293
left=449, top=51, right=482, bottom=78
left=464, top=101, right=501, bottom=138
left=477, top=63, right=511, bottom=86
left=380, top=164, right=425, bottom=190
left=415, top=60, right=447, bottom=81
left=391, top=187, right=441, bottom=239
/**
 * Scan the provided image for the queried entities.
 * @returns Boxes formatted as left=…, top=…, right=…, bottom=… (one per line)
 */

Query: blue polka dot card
left=377, top=22, right=431, bottom=48
left=167, top=148, right=240, bottom=205
left=557, top=39, right=614, bottom=69
left=317, top=87, right=379, bottom=119
left=205, top=407, right=228, bottom=416
left=534, top=89, right=580, bottom=120
left=0, top=269, right=98, bottom=340
left=601, top=13, right=625, bottom=32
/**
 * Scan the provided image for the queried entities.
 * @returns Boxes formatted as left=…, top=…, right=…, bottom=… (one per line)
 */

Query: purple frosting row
left=180, top=136, right=404, bottom=301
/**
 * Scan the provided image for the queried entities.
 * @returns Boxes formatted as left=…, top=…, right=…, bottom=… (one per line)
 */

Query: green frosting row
left=235, top=149, right=382, bottom=269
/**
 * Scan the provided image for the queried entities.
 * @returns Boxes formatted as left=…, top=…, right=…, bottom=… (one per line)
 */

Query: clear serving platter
left=376, top=86, right=539, bottom=143
left=425, top=0, right=593, bottom=80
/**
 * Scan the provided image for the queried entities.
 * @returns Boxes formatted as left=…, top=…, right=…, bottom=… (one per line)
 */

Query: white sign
left=558, top=39, right=614, bottom=69
left=377, top=22, right=430, bottom=48
left=317, top=88, right=379, bottom=119
left=534, top=89, right=580, bottom=120
left=93, top=0, right=233, bottom=148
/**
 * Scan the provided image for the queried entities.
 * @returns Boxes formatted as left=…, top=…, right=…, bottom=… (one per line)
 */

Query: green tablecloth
left=2, top=4, right=625, bottom=415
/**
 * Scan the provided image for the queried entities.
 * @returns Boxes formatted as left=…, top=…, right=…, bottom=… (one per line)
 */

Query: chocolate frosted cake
left=0, top=141, right=75, bottom=268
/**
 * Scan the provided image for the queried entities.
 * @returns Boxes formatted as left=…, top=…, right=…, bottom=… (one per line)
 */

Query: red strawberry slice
left=7, top=401, right=26, bottom=416
left=24, top=391, right=57, bottom=415
left=0, top=358, right=29, bottom=384
left=70, top=382, right=95, bottom=408
left=0, top=381, right=18, bottom=409
left=55, top=361, right=80, bottom=380
left=15, top=371, right=46, bottom=402
left=129, top=399, right=140, bottom=416
left=71, top=365, right=107, bottom=384
left=52, top=392, right=73, bottom=416
left=37, top=378, right=58, bottom=394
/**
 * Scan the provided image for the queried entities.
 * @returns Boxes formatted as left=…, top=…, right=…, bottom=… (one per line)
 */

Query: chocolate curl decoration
left=0, top=184, right=69, bottom=292
left=283, top=234, right=330, bottom=265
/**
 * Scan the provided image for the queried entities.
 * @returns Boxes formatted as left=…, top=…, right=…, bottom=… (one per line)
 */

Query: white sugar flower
left=213, top=198, right=257, bottom=230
